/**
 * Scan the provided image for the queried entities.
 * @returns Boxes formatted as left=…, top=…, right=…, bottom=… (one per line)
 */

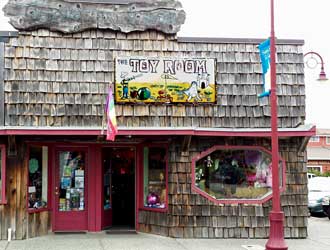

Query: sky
left=0, top=0, right=329, bottom=129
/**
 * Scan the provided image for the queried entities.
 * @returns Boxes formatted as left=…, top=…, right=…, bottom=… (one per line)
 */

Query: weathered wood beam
left=3, top=0, right=186, bottom=34
left=181, top=135, right=191, bottom=153
left=8, top=135, right=17, bottom=157
left=298, top=136, right=310, bottom=153
left=0, top=42, right=4, bottom=126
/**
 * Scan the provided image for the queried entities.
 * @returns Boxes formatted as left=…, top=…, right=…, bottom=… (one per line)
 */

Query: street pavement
left=1, top=217, right=330, bottom=250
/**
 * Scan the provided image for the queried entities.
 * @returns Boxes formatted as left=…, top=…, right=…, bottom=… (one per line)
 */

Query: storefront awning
left=0, top=124, right=316, bottom=138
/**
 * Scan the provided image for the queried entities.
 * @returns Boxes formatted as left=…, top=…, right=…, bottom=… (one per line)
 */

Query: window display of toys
left=146, top=192, right=160, bottom=207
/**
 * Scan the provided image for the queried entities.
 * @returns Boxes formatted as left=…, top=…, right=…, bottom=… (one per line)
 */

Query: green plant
left=308, top=169, right=330, bottom=177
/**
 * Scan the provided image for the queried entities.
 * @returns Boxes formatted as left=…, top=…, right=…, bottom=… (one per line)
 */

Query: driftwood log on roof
left=2, top=0, right=186, bottom=34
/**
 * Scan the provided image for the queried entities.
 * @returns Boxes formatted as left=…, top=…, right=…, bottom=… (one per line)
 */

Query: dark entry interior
left=102, top=147, right=135, bottom=230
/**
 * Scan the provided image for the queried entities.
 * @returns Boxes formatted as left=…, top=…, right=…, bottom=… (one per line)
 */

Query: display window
left=0, top=145, right=6, bottom=204
left=192, top=146, right=285, bottom=204
left=28, top=146, right=49, bottom=211
left=142, top=146, right=168, bottom=211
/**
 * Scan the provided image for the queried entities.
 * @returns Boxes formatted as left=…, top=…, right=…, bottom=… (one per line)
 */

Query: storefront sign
left=115, top=57, right=216, bottom=103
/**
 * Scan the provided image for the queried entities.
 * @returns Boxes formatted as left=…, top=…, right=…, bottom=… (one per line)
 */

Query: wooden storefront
left=0, top=0, right=314, bottom=240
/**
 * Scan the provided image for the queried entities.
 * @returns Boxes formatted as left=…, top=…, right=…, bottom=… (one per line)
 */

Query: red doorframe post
left=265, top=0, right=288, bottom=249
left=93, top=145, right=103, bottom=231
left=136, top=144, right=142, bottom=231
left=88, top=146, right=96, bottom=231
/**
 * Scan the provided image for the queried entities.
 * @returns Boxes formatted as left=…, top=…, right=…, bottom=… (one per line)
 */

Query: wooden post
left=0, top=42, right=4, bottom=126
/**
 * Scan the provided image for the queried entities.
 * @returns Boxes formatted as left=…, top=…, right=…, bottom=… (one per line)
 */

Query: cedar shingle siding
left=3, top=29, right=305, bottom=128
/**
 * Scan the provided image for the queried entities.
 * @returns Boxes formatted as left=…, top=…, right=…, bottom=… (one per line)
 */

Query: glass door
left=54, top=149, right=88, bottom=231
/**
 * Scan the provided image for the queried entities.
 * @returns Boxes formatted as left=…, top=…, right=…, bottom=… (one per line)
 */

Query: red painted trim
left=51, top=146, right=56, bottom=232
left=27, top=208, right=51, bottom=214
left=136, top=145, right=141, bottom=231
left=0, top=126, right=316, bottom=137
left=88, top=145, right=96, bottom=231
left=140, top=207, right=169, bottom=213
left=0, top=145, right=7, bottom=204
left=191, top=145, right=286, bottom=205
left=138, top=143, right=169, bottom=213
left=94, top=145, right=102, bottom=231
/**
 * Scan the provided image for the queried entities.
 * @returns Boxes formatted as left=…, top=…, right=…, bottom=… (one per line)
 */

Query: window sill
left=28, top=208, right=50, bottom=214
left=140, top=207, right=168, bottom=213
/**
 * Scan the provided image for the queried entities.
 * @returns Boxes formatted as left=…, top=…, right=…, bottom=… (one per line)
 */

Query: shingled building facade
left=0, top=0, right=314, bottom=240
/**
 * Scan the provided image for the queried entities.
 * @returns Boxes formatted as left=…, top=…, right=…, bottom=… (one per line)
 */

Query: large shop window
left=0, top=145, right=6, bottom=204
left=28, top=146, right=49, bottom=210
left=143, top=147, right=168, bottom=210
left=193, top=146, right=284, bottom=203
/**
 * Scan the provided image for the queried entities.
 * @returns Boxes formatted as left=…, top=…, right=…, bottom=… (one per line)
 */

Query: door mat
left=106, top=229, right=137, bottom=234
left=54, top=231, right=87, bottom=234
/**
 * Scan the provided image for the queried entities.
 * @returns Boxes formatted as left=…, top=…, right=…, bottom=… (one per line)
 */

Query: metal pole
left=265, top=0, right=288, bottom=249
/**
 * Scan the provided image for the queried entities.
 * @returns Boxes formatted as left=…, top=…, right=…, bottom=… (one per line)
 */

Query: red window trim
left=191, top=145, right=286, bottom=205
left=0, top=145, right=7, bottom=205
left=27, top=208, right=51, bottom=214
left=139, top=143, right=169, bottom=213
left=26, top=143, right=52, bottom=213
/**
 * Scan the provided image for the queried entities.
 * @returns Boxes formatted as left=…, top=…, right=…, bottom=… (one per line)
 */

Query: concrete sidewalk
left=1, top=217, right=330, bottom=250
left=0, top=233, right=328, bottom=250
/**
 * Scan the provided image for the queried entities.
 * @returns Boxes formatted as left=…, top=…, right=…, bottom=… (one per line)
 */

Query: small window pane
left=58, top=151, right=85, bottom=212
left=28, top=146, right=48, bottom=209
left=310, top=136, right=320, bottom=142
left=195, top=149, right=274, bottom=200
left=144, top=147, right=167, bottom=209
left=326, top=137, right=330, bottom=144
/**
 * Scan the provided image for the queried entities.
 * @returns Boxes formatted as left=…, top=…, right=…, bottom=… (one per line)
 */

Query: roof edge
left=177, top=36, right=305, bottom=45
left=0, top=31, right=19, bottom=38
left=64, top=0, right=147, bottom=4
left=0, top=31, right=19, bottom=42
left=0, top=31, right=304, bottom=46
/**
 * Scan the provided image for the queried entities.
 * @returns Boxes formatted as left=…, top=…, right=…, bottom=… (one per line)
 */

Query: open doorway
left=102, top=147, right=136, bottom=231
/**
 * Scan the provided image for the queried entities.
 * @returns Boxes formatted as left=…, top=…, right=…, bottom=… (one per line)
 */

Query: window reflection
left=195, top=149, right=277, bottom=200
left=59, top=151, right=85, bottom=211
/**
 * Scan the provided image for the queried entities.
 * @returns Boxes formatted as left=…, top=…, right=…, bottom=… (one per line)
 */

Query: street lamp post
left=304, top=51, right=328, bottom=81
left=265, top=0, right=288, bottom=249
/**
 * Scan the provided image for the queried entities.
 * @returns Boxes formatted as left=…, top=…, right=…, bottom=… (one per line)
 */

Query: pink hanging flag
left=105, top=87, right=118, bottom=141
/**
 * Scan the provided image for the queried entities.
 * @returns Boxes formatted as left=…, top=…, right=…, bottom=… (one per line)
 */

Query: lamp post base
left=265, top=211, right=288, bottom=250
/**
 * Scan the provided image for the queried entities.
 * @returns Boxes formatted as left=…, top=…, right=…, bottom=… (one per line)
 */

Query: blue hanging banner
left=258, top=38, right=271, bottom=98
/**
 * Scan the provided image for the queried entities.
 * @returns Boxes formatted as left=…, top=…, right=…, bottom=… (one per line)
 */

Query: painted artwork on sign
left=115, top=57, right=216, bottom=103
